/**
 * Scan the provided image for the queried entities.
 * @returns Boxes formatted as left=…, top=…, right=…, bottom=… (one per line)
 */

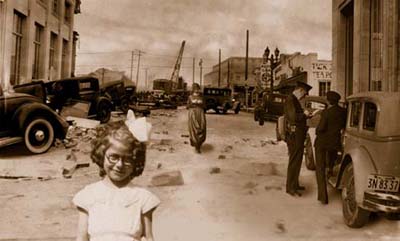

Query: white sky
left=75, top=0, right=332, bottom=88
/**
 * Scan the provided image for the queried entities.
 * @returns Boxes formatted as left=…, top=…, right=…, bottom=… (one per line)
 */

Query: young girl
left=73, top=110, right=160, bottom=241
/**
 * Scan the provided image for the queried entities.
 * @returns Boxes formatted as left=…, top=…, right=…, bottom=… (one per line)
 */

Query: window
left=49, top=32, right=57, bottom=75
left=52, top=0, right=59, bottom=16
left=370, top=0, right=383, bottom=91
left=64, top=1, right=72, bottom=24
left=318, top=81, right=331, bottom=96
left=32, top=23, right=43, bottom=79
left=363, top=102, right=377, bottom=131
left=10, top=11, right=25, bottom=85
left=61, top=39, right=68, bottom=78
left=350, top=101, right=361, bottom=127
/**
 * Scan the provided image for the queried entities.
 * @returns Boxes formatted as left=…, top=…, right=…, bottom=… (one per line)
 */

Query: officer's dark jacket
left=283, top=94, right=307, bottom=132
left=314, top=104, right=347, bottom=150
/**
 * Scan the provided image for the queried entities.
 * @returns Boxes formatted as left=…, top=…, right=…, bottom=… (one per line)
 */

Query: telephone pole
left=135, top=49, right=145, bottom=88
left=199, top=58, right=203, bottom=86
left=218, top=49, right=221, bottom=87
left=192, top=57, right=195, bottom=85
left=130, top=51, right=134, bottom=82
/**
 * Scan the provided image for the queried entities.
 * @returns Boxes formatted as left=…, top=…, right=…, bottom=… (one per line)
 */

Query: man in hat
left=314, top=91, right=347, bottom=204
left=283, top=81, right=313, bottom=197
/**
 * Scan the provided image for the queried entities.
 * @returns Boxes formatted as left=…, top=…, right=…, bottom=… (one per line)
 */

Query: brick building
left=0, top=0, right=80, bottom=89
left=332, top=0, right=400, bottom=96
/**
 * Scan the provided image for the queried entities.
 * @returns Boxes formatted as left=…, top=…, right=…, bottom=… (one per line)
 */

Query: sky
left=75, top=0, right=332, bottom=89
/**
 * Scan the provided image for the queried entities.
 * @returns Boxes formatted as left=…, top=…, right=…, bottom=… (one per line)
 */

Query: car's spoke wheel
left=97, top=101, right=111, bottom=123
left=120, top=97, right=130, bottom=113
left=24, top=118, right=54, bottom=154
left=234, top=105, right=240, bottom=114
left=342, top=164, right=370, bottom=228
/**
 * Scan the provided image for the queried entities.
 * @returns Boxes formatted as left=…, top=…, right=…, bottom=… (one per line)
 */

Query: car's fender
left=95, top=96, right=112, bottom=108
left=12, top=102, right=69, bottom=138
left=337, top=146, right=377, bottom=204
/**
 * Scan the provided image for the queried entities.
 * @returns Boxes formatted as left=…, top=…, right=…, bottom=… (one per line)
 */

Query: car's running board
left=0, top=136, right=23, bottom=148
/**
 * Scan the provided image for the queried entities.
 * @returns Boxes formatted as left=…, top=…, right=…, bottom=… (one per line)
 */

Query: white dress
left=73, top=181, right=160, bottom=241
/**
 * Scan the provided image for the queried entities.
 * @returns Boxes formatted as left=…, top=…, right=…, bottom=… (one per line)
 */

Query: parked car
left=255, top=92, right=287, bottom=124
left=100, top=80, right=131, bottom=113
left=0, top=85, right=69, bottom=154
left=45, top=77, right=113, bottom=123
left=328, top=92, right=400, bottom=228
left=203, top=87, right=240, bottom=114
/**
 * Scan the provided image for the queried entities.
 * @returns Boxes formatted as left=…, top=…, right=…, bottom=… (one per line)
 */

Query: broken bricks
left=151, top=170, right=184, bottom=187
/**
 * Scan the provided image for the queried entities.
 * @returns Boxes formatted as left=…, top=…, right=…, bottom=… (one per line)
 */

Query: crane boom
left=170, top=41, right=185, bottom=87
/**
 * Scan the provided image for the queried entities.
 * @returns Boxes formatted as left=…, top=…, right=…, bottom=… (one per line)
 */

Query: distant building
left=0, top=0, right=80, bottom=89
left=332, top=0, right=400, bottom=96
left=274, top=52, right=332, bottom=97
left=204, top=57, right=263, bottom=106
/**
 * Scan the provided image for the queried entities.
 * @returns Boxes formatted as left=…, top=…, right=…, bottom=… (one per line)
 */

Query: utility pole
left=145, top=68, right=148, bottom=90
left=135, top=49, right=145, bottom=88
left=218, top=49, right=221, bottom=87
left=192, top=57, right=195, bottom=85
left=227, top=59, right=230, bottom=88
left=130, top=51, right=134, bottom=82
left=199, top=58, right=203, bottom=87
left=245, top=30, right=249, bottom=111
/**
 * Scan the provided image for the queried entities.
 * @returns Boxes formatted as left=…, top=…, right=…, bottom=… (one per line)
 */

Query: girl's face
left=103, top=138, right=134, bottom=184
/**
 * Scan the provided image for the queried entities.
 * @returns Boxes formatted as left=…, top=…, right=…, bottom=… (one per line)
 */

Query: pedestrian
left=187, top=83, right=207, bottom=153
left=284, top=81, right=313, bottom=197
left=314, top=91, right=346, bottom=204
left=73, top=110, right=160, bottom=241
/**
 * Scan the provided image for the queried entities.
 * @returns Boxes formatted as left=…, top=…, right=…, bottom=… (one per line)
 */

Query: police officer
left=314, top=91, right=346, bottom=204
left=284, top=81, right=313, bottom=197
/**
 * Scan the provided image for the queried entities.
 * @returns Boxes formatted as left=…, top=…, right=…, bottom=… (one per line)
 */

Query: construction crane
left=152, top=40, right=185, bottom=94
left=169, top=40, right=185, bottom=91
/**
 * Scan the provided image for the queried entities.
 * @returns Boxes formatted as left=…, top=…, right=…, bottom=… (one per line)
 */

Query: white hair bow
left=124, top=110, right=152, bottom=142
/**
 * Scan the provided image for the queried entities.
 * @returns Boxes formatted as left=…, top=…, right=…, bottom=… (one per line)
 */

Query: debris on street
left=209, top=167, right=221, bottom=174
left=151, top=170, right=184, bottom=186
left=61, top=151, right=90, bottom=178
left=237, top=162, right=280, bottom=176
left=218, top=155, right=226, bottom=159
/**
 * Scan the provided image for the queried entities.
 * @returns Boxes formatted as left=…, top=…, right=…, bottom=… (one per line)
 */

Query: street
left=0, top=108, right=398, bottom=241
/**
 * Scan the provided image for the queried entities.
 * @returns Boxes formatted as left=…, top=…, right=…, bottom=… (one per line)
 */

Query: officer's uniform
left=314, top=91, right=347, bottom=204
left=283, top=82, right=312, bottom=195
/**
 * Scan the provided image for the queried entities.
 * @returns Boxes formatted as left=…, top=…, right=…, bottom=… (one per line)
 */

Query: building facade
left=274, top=52, right=333, bottom=97
left=332, top=0, right=400, bottom=97
left=0, top=0, right=80, bottom=89
left=204, top=57, right=263, bottom=106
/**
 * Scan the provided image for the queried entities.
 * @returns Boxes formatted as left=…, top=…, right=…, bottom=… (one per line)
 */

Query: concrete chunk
left=151, top=170, right=184, bottom=186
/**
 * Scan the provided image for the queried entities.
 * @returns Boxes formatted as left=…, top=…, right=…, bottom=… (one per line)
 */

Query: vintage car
left=255, top=92, right=287, bottom=124
left=203, top=87, right=240, bottom=114
left=100, top=80, right=131, bottom=113
left=328, top=92, right=400, bottom=228
left=0, top=85, right=69, bottom=154
left=45, top=77, right=113, bottom=123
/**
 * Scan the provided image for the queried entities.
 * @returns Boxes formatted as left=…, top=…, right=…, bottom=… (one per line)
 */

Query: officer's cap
left=295, top=81, right=312, bottom=92
left=326, top=91, right=341, bottom=103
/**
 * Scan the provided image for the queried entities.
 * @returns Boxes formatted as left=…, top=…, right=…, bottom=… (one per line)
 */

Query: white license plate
left=367, top=174, right=400, bottom=192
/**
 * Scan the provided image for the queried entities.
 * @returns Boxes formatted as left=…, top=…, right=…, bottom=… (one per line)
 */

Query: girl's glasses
left=105, top=153, right=134, bottom=167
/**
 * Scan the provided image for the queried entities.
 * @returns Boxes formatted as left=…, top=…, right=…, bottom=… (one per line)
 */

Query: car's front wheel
left=342, top=163, right=370, bottom=228
left=97, top=101, right=112, bottom=123
left=120, top=97, right=130, bottom=113
left=24, top=118, right=54, bottom=154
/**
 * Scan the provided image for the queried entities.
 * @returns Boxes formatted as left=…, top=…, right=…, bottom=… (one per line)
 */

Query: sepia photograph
left=0, top=0, right=399, bottom=240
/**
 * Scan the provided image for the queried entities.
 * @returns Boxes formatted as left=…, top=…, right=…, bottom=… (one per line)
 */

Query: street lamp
left=263, top=46, right=280, bottom=93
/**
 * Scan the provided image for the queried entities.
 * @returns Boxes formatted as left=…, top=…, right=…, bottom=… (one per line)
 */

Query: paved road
left=0, top=108, right=398, bottom=240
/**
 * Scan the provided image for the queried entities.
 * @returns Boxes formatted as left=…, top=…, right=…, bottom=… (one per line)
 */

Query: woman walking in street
left=187, top=83, right=206, bottom=153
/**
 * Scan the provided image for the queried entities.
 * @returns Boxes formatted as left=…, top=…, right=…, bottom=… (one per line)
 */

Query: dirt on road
left=0, top=108, right=398, bottom=241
